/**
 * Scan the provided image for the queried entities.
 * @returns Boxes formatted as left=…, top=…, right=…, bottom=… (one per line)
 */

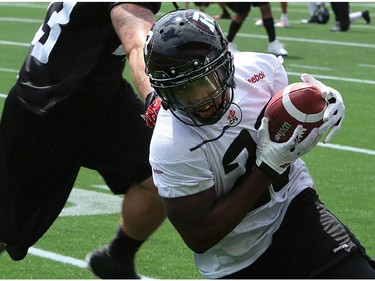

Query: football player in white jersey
left=144, top=9, right=375, bottom=278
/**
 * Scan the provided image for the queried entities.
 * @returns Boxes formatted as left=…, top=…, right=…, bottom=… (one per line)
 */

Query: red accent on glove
left=144, top=98, right=162, bottom=128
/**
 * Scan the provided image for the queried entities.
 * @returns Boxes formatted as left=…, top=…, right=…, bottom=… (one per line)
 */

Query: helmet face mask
left=171, top=72, right=224, bottom=108
left=181, top=88, right=233, bottom=126
left=144, top=9, right=235, bottom=126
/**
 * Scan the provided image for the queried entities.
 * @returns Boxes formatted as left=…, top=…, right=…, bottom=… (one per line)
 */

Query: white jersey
left=150, top=52, right=315, bottom=278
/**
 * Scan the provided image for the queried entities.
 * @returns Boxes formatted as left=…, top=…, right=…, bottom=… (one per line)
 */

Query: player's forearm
left=201, top=168, right=273, bottom=250
left=167, top=167, right=273, bottom=254
left=127, top=49, right=154, bottom=102
left=111, top=3, right=155, bottom=102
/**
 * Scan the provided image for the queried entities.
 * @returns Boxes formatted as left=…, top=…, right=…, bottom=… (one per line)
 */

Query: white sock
left=349, top=11, right=362, bottom=22
left=308, top=2, right=317, bottom=16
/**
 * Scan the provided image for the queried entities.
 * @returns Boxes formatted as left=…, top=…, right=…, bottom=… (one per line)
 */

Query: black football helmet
left=144, top=9, right=235, bottom=126
left=314, top=4, right=330, bottom=24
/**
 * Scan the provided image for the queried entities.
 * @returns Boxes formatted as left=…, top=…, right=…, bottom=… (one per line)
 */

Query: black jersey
left=12, top=2, right=161, bottom=115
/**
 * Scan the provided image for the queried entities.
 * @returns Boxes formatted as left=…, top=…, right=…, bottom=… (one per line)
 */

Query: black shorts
left=0, top=79, right=153, bottom=260
left=221, top=188, right=375, bottom=278
left=226, top=2, right=268, bottom=14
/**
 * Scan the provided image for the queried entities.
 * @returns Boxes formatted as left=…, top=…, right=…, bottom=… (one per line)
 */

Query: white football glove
left=256, top=117, right=321, bottom=178
left=301, top=73, right=345, bottom=143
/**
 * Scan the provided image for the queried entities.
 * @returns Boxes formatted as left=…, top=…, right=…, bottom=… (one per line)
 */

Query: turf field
left=0, top=2, right=374, bottom=279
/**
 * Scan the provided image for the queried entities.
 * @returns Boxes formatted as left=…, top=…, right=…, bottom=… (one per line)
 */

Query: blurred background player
left=330, top=2, right=371, bottom=32
left=275, top=2, right=289, bottom=27
left=301, top=2, right=327, bottom=24
left=302, top=2, right=370, bottom=26
left=215, top=2, right=288, bottom=56
left=255, top=2, right=289, bottom=28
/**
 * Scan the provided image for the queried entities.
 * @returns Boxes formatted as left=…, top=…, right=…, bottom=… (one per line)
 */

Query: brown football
left=265, top=82, right=327, bottom=143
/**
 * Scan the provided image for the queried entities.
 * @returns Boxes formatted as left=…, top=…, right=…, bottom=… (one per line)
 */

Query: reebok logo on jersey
left=153, top=168, right=163, bottom=174
left=246, top=71, right=266, bottom=84
left=227, top=109, right=239, bottom=126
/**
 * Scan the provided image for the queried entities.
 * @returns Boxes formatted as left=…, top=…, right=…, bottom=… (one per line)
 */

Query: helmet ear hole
left=161, top=100, right=170, bottom=110
left=226, top=75, right=235, bottom=88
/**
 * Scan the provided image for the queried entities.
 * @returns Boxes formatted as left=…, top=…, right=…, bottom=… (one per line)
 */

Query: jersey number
left=222, top=129, right=256, bottom=176
left=31, top=2, right=76, bottom=64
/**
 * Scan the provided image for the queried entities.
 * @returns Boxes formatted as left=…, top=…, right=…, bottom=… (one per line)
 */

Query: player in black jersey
left=0, top=2, right=165, bottom=279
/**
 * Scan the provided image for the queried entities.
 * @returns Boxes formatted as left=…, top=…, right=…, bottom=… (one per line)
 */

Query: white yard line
left=0, top=40, right=30, bottom=47
left=0, top=17, right=42, bottom=23
left=0, top=3, right=48, bottom=9
left=236, top=33, right=375, bottom=49
left=317, top=143, right=375, bottom=156
left=29, top=247, right=87, bottom=268
left=288, top=64, right=333, bottom=71
left=358, top=63, right=375, bottom=68
left=0, top=67, right=19, bottom=73
left=28, top=246, right=154, bottom=279
left=287, top=71, right=375, bottom=85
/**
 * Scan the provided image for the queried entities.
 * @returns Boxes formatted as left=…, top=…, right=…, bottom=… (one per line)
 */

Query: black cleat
left=301, top=15, right=318, bottom=24
left=86, top=245, right=140, bottom=279
left=362, top=10, right=371, bottom=24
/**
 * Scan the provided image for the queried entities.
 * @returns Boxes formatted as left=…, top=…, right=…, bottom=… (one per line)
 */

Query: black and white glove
left=301, top=73, right=345, bottom=143
left=256, top=117, right=322, bottom=179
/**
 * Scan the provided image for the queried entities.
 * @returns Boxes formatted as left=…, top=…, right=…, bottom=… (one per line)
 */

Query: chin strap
left=189, top=102, right=243, bottom=152
left=189, top=125, right=231, bottom=152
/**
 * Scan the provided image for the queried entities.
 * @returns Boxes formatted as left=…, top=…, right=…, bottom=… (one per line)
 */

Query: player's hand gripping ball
left=264, top=82, right=328, bottom=143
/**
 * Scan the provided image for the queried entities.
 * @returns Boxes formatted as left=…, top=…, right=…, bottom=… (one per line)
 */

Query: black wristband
left=144, top=91, right=157, bottom=110
left=257, top=162, right=281, bottom=181
left=257, top=163, right=291, bottom=187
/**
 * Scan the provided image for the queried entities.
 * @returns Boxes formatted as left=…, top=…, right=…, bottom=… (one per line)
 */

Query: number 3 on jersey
left=31, top=2, right=76, bottom=64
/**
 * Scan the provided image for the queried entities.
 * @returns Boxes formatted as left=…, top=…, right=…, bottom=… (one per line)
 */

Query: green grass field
left=0, top=2, right=375, bottom=279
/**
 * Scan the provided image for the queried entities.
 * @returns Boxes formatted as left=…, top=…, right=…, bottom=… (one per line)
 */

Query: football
left=264, top=82, right=327, bottom=143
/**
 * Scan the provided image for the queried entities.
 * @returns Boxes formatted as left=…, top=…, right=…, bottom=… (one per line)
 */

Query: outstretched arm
left=111, top=3, right=155, bottom=102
